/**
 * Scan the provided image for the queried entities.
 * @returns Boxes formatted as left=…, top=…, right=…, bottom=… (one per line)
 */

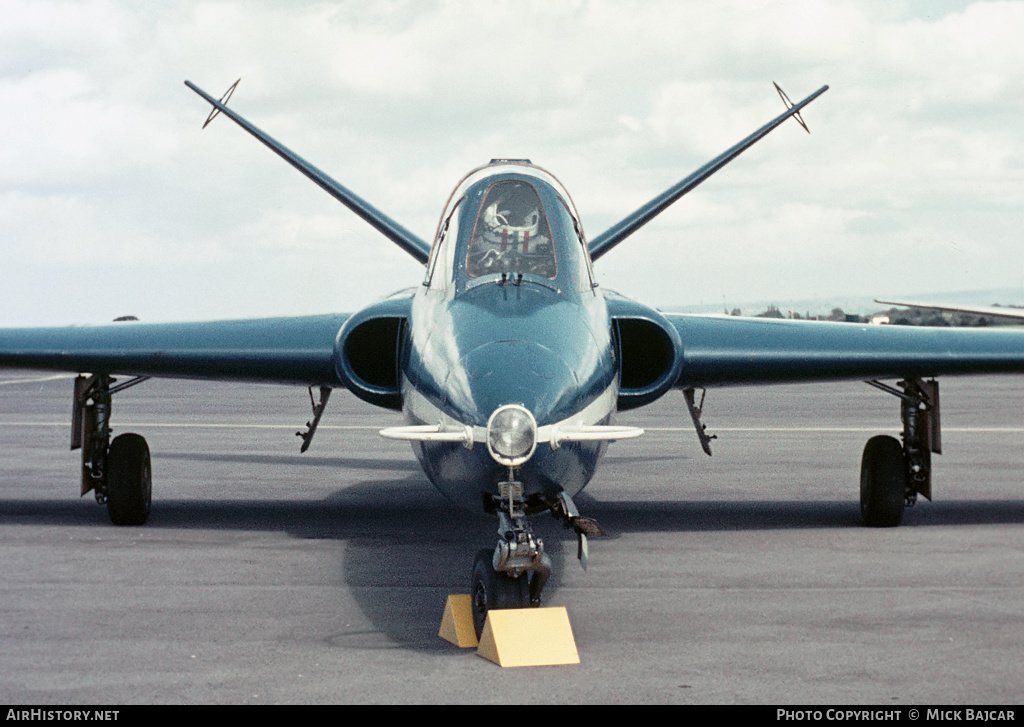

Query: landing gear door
left=923, top=379, right=941, bottom=456
left=71, top=375, right=103, bottom=496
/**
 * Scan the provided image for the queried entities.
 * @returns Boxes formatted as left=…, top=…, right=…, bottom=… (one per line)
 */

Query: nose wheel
left=470, top=548, right=532, bottom=638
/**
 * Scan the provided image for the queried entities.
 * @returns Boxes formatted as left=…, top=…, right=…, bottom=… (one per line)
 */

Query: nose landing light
left=486, top=405, right=537, bottom=467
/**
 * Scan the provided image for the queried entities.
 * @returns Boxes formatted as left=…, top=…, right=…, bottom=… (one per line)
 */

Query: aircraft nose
left=452, top=340, right=578, bottom=426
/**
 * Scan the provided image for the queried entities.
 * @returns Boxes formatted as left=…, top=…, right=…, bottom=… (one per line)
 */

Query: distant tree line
left=731, top=305, right=1024, bottom=327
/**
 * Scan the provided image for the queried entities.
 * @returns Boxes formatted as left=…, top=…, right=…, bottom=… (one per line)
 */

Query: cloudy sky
left=3, top=0, right=1023, bottom=326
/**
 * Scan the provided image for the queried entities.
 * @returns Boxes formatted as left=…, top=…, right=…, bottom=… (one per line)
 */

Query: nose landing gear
left=470, top=472, right=604, bottom=638
left=470, top=474, right=552, bottom=638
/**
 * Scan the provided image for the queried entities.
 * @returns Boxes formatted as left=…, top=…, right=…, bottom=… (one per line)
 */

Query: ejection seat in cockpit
left=466, top=180, right=556, bottom=280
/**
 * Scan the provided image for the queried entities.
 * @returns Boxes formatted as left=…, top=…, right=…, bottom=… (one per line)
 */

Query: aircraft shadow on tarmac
left=2, top=476, right=1022, bottom=650
left=154, top=451, right=423, bottom=472
left=581, top=497, right=1024, bottom=531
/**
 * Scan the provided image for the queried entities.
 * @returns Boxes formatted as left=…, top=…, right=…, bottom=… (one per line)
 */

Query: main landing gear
left=72, top=374, right=152, bottom=525
left=861, top=378, right=940, bottom=527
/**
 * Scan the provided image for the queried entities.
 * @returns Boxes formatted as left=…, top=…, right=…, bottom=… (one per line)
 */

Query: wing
left=876, top=299, right=1024, bottom=321
left=0, top=314, right=348, bottom=386
left=667, top=313, right=1024, bottom=388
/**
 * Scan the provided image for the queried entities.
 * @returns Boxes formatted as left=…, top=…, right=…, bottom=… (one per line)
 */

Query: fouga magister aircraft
left=6, top=79, right=1024, bottom=637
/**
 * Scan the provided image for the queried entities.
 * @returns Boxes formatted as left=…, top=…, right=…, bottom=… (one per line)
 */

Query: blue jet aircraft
left=5, top=80, right=1024, bottom=637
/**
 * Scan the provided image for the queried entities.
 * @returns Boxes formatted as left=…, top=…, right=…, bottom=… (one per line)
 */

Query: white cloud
left=3, top=0, right=1024, bottom=326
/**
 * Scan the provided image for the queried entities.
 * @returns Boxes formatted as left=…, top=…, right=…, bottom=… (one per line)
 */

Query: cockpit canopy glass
left=466, top=181, right=556, bottom=280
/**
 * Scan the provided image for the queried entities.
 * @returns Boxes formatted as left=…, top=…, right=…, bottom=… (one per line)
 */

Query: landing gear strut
left=862, top=378, right=940, bottom=527
left=72, top=374, right=152, bottom=525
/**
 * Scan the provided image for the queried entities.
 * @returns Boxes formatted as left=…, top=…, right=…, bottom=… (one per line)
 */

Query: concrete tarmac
left=0, top=370, right=1022, bottom=704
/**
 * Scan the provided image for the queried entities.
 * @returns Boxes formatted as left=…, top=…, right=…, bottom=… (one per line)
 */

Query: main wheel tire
left=470, top=548, right=530, bottom=639
left=860, top=435, right=905, bottom=528
left=107, top=433, right=152, bottom=526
